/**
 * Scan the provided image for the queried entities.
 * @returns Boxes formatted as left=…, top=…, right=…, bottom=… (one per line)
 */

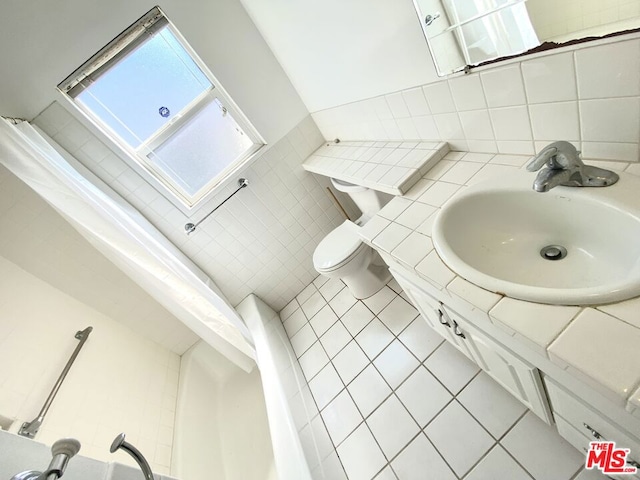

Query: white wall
left=239, top=0, right=439, bottom=112
left=0, top=0, right=308, bottom=144
left=0, top=163, right=198, bottom=354
left=0, top=256, right=180, bottom=475
left=173, top=341, right=277, bottom=480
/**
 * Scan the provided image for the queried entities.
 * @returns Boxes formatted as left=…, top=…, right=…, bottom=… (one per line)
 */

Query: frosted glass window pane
left=149, top=98, right=254, bottom=197
left=76, top=27, right=211, bottom=147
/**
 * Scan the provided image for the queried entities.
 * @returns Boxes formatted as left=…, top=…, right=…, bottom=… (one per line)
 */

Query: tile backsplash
left=34, top=107, right=344, bottom=311
left=312, top=35, right=640, bottom=163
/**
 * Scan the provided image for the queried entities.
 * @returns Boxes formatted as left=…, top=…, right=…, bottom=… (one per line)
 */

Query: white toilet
left=313, top=178, right=392, bottom=299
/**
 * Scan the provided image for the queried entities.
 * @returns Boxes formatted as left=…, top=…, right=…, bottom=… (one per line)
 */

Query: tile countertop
left=302, top=141, right=450, bottom=196
left=357, top=150, right=640, bottom=416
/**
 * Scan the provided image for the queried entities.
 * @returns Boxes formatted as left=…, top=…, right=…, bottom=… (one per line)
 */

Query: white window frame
left=58, top=6, right=265, bottom=212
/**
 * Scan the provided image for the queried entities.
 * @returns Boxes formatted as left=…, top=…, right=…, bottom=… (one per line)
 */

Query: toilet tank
left=330, top=178, right=389, bottom=224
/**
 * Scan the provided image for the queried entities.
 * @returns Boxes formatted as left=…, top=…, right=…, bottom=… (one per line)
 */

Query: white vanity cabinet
left=390, top=267, right=553, bottom=425
left=394, top=272, right=474, bottom=359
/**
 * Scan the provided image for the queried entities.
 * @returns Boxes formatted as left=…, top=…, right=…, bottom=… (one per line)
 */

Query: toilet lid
left=313, top=221, right=366, bottom=271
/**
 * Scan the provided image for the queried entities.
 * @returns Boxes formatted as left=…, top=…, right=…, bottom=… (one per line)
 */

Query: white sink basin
left=432, top=170, right=640, bottom=305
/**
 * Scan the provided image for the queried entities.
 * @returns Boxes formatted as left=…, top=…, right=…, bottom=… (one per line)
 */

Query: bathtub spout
left=110, top=433, right=154, bottom=480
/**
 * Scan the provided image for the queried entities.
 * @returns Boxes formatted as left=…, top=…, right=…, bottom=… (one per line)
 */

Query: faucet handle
left=51, top=438, right=81, bottom=458
left=39, top=438, right=81, bottom=480
left=527, top=141, right=583, bottom=172
left=526, top=147, right=558, bottom=172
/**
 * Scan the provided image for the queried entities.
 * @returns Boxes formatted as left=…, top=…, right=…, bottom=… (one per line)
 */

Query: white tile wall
left=480, top=65, right=527, bottom=108
left=575, top=40, right=640, bottom=99
left=521, top=52, right=578, bottom=103
left=449, top=75, right=487, bottom=111
left=34, top=105, right=343, bottom=311
left=0, top=164, right=197, bottom=354
left=0, top=256, right=179, bottom=475
left=311, top=36, right=640, bottom=162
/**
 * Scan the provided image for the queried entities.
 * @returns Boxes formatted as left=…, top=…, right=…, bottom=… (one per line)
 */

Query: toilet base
left=314, top=235, right=392, bottom=300
left=341, top=261, right=392, bottom=299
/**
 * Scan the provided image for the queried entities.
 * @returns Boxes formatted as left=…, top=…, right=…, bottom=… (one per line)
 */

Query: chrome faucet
left=11, top=438, right=81, bottom=480
left=526, top=141, right=619, bottom=192
left=110, top=433, right=154, bottom=480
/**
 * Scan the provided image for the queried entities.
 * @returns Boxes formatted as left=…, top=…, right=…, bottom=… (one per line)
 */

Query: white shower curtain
left=0, top=119, right=256, bottom=371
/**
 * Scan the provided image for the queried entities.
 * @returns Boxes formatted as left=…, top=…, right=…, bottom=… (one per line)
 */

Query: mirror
left=414, top=0, right=640, bottom=76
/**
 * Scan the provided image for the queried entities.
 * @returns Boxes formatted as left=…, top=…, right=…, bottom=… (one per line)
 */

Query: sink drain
left=540, top=245, right=567, bottom=261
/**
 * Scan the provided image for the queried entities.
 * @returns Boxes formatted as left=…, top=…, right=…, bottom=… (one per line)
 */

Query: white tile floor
left=281, top=276, right=605, bottom=480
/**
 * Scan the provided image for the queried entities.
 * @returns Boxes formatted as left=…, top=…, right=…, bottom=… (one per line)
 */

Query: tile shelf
left=302, top=141, right=449, bottom=195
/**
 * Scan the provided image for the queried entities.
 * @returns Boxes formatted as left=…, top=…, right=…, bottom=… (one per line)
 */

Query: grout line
left=545, top=307, right=583, bottom=350
left=572, top=50, right=586, bottom=152
left=489, top=410, right=539, bottom=479
left=422, top=346, right=480, bottom=393
left=458, top=440, right=500, bottom=479
left=421, top=425, right=466, bottom=479
left=494, top=409, right=529, bottom=443
left=376, top=429, right=425, bottom=476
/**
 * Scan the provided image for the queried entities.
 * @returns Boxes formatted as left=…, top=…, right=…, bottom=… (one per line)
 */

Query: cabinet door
left=446, top=307, right=554, bottom=425
left=431, top=306, right=476, bottom=359
left=391, top=269, right=474, bottom=359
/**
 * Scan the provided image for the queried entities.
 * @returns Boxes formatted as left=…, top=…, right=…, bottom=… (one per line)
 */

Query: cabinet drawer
left=556, top=414, right=640, bottom=480
left=547, top=379, right=640, bottom=463
left=556, top=414, right=591, bottom=454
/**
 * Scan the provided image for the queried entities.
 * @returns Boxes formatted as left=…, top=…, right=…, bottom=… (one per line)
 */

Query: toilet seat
left=313, top=221, right=366, bottom=272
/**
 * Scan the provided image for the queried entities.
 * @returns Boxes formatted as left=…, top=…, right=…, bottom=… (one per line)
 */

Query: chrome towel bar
left=185, top=178, right=249, bottom=235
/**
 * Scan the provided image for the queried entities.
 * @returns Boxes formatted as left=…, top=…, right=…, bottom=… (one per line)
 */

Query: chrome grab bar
left=19, top=327, right=93, bottom=439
